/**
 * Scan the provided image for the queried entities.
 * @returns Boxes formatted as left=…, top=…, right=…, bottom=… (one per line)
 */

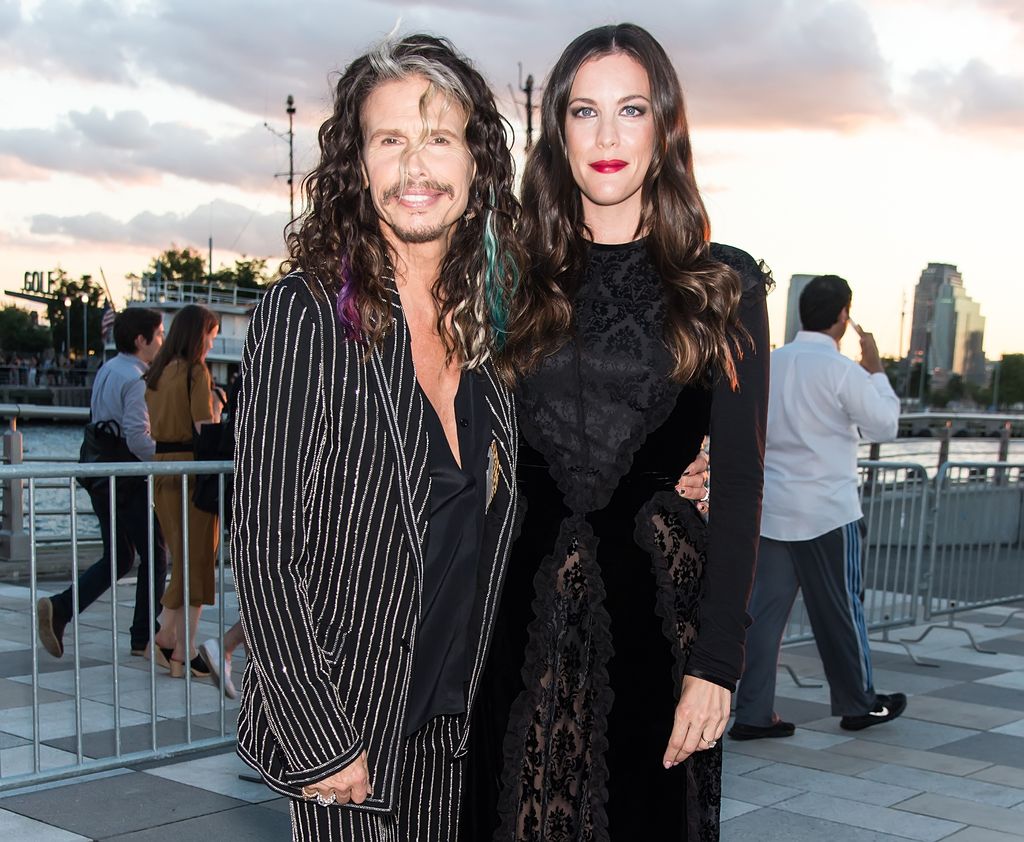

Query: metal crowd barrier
left=782, top=461, right=931, bottom=650
left=0, top=459, right=236, bottom=792
left=922, top=461, right=1024, bottom=621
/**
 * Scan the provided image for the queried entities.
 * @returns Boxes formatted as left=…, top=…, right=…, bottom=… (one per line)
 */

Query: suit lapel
left=369, top=283, right=430, bottom=587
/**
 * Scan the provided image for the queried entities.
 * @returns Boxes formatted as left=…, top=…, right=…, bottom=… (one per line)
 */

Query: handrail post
left=1, top=416, right=31, bottom=561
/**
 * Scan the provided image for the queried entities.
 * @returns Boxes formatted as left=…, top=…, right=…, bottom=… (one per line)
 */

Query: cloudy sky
left=2, top=0, right=1022, bottom=358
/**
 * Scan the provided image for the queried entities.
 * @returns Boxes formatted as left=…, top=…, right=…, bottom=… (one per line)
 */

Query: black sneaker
left=840, top=693, right=907, bottom=731
left=728, top=719, right=796, bottom=741
left=37, top=597, right=67, bottom=658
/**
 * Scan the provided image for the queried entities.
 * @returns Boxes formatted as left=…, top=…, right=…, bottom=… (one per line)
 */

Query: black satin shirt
left=405, top=370, right=489, bottom=735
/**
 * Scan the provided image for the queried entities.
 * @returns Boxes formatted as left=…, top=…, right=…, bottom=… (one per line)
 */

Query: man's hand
left=301, top=751, right=371, bottom=806
left=675, top=449, right=710, bottom=515
left=850, top=319, right=884, bottom=375
left=662, top=675, right=731, bottom=768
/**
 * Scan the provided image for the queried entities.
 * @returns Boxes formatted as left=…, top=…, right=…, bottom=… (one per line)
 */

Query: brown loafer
left=36, top=598, right=66, bottom=659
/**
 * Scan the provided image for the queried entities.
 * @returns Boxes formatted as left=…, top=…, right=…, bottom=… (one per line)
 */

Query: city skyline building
left=784, top=273, right=817, bottom=344
left=908, top=262, right=987, bottom=386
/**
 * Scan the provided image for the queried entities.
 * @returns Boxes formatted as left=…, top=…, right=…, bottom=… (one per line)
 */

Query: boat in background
left=115, top=276, right=267, bottom=386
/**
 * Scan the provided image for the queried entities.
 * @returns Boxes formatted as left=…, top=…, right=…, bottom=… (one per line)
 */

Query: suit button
left=400, top=638, right=411, bottom=653
left=459, top=417, right=468, bottom=428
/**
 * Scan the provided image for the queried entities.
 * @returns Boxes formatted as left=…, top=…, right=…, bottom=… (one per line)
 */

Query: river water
left=10, top=423, right=1024, bottom=541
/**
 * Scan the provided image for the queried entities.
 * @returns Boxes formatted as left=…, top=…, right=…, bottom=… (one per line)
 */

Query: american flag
left=100, top=299, right=116, bottom=344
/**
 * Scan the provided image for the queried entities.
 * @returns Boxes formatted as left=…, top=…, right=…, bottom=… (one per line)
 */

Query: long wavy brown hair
left=144, top=304, right=218, bottom=390
left=505, top=23, right=746, bottom=387
left=282, top=33, right=524, bottom=374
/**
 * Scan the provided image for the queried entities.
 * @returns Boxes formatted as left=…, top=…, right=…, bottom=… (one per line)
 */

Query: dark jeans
left=52, top=480, right=169, bottom=650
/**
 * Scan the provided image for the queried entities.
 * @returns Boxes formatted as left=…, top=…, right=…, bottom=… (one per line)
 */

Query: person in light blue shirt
left=38, top=308, right=169, bottom=659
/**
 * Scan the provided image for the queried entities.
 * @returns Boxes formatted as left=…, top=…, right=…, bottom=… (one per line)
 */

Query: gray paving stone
left=860, top=764, right=1024, bottom=808
left=941, top=828, right=1024, bottom=842
left=896, top=793, right=1024, bottom=835
left=0, top=650, right=105, bottom=679
left=750, top=762, right=919, bottom=807
left=768, top=696, right=833, bottom=725
left=720, top=798, right=760, bottom=821
left=0, top=678, right=71, bottom=710
left=775, top=792, right=963, bottom=840
left=722, top=751, right=773, bottom=775
left=722, top=771, right=803, bottom=806
left=103, top=803, right=290, bottom=841
left=983, top=638, right=1024, bottom=656
left=0, top=808, right=89, bottom=841
left=0, top=731, right=30, bottom=749
left=868, top=653, right=1006, bottom=682
left=902, top=695, right=1023, bottom=730
left=0, top=772, right=247, bottom=838
left=802, top=714, right=979, bottom=750
left=938, top=733, right=1024, bottom=770
left=726, top=738, right=880, bottom=774
left=870, top=667, right=963, bottom=696
left=828, top=739, right=993, bottom=776
left=929, top=682, right=1024, bottom=712
left=970, top=765, right=1024, bottom=790
left=721, top=806, right=913, bottom=841
left=43, top=718, right=223, bottom=759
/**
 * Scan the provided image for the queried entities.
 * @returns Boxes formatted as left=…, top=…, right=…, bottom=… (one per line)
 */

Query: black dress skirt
left=462, top=239, right=771, bottom=841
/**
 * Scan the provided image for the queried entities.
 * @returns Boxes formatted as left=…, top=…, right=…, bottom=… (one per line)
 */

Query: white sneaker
left=199, top=639, right=238, bottom=700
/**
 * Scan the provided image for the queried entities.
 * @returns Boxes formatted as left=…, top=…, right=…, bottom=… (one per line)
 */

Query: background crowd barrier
left=0, top=459, right=236, bottom=792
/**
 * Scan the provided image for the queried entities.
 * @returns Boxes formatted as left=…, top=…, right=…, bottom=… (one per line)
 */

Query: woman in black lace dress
left=462, top=24, right=771, bottom=841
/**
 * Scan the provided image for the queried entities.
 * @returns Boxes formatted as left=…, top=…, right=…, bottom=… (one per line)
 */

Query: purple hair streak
left=335, top=254, right=362, bottom=340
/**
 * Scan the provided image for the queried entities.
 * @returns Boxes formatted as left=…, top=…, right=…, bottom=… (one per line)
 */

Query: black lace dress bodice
left=463, top=239, right=770, bottom=842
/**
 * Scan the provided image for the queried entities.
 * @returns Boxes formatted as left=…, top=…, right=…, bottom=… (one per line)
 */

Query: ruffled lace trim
left=633, top=489, right=723, bottom=840
left=493, top=515, right=615, bottom=842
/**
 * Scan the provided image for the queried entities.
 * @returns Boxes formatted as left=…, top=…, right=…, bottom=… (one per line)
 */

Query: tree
left=212, top=256, right=272, bottom=289
left=148, top=246, right=207, bottom=285
left=0, top=307, right=52, bottom=353
left=995, top=355, right=1024, bottom=408
left=42, top=269, right=104, bottom=357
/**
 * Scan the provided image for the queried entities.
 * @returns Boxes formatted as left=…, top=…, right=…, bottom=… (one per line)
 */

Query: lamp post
left=80, top=292, right=89, bottom=362
left=62, top=296, right=71, bottom=356
left=265, top=95, right=296, bottom=223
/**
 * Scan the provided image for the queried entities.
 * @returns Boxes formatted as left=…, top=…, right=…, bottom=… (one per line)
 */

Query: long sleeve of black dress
left=685, top=244, right=771, bottom=691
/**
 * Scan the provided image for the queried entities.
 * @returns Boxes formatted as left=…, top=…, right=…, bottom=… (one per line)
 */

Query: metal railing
left=782, top=461, right=931, bottom=647
left=0, top=459, right=236, bottom=791
left=924, top=462, right=1024, bottom=620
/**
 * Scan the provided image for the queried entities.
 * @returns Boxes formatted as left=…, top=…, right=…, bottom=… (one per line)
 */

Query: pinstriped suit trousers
left=289, top=714, right=464, bottom=842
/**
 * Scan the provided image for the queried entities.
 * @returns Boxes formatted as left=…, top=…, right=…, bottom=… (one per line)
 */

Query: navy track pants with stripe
left=735, top=519, right=877, bottom=724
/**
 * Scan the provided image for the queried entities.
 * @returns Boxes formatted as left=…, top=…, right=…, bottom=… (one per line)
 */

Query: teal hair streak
left=482, top=188, right=519, bottom=350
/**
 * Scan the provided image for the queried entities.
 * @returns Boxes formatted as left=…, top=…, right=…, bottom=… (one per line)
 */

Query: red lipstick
left=590, top=160, right=627, bottom=173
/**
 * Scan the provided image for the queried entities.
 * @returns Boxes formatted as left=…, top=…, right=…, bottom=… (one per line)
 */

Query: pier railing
left=0, top=460, right=236, bottom=792
left=2, top=454, right=1024, bottom=790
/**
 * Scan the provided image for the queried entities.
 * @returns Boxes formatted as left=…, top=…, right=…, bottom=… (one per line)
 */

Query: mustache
left=381, top=180, right=455, bottom=202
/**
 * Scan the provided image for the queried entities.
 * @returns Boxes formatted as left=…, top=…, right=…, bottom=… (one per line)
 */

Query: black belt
left=155, top=440, right=193, bottom=455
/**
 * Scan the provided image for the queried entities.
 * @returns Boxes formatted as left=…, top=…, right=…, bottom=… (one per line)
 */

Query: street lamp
left=80, top=292, right=89, bottom=361
left=62, top=296, right=71, bottom=356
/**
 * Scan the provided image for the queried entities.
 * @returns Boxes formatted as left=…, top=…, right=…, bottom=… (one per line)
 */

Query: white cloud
left=910, top=60, right=1024, bottom=129
left=0, top=108, right=287, bottom=188
left=31, top=199, right=290, bottom=257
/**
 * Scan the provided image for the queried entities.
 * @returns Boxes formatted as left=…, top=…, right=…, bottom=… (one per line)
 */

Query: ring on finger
left=315, top=790, right=337, bottom=807
left=701, top=734, right=717, bottom=748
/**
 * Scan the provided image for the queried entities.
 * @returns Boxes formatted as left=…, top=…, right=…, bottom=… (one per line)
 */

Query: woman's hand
left=300, top=751, right=372, bottom=806
left=662, top=675, right=731, bottom=768
left=675, top=448, right=710, bottom=515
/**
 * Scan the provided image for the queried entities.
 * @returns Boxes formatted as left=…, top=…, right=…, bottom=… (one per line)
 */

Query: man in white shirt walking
left=731, top=275, right=906, bottom=739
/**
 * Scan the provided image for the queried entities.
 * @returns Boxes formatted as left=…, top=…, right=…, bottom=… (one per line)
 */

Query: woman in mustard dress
left=145, top=304, right=224, bottom=677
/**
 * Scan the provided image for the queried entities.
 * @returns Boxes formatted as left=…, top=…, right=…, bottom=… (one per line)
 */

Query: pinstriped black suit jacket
left=231, top=272, right=519, bottom=811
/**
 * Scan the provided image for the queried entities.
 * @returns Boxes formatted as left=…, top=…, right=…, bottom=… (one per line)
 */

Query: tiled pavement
left=1, top=578, right=1023, bottom=839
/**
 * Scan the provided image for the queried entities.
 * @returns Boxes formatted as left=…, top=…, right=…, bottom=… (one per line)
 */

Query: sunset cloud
left=31, top=199, right=290, bottom=257
left=910, top=60, right=1024, bottom=130
left=0, top=109, right=288, bottom=188
left=1, top=0, right=894, bottom=131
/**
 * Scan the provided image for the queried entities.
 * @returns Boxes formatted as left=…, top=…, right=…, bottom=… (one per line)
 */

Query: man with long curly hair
left=231, top=33, right=524, bottom=842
